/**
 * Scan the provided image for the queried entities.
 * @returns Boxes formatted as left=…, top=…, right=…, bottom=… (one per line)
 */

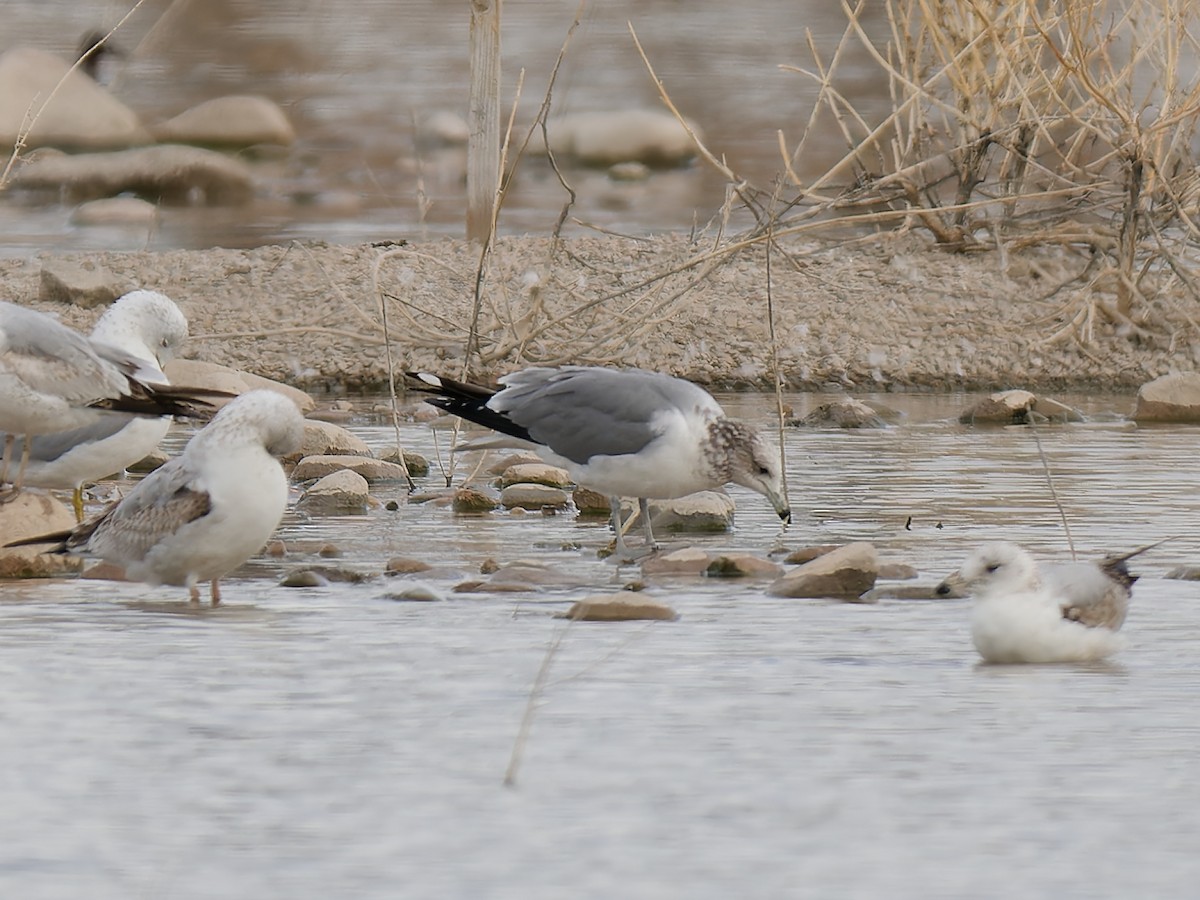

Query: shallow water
left=1, top=0, right=891, bottom=255
left=2, top=391, right=1200, bottom=898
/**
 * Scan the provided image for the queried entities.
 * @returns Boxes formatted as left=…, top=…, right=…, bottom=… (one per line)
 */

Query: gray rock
left=38, top=260, right=124, bottom=308
left=151, top=95, right=296, bottom=147
left=558, top=593, right=679, bottom=621
left=297, top=469, right=370, bottom=515
left=293, top=454, right=411, bottom=483
left=625, top=491, right=735, bottom=533
left=767, top=542, right=879, bottom=599
left=14, top=144, right=255, bottom=205
left=383, top=583, right=445, bottom=602
left=0, top=47, right=149, bottom=149
left=1134, top=373, right=1200, bottom=423
left=500, top=483, right=569, bottom=510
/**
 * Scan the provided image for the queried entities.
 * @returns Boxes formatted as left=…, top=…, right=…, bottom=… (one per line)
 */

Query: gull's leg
left=638, top=497, right=657, bottom=551
left=72, top=486, right=85, bottom=523
left=0, top=437, right=31, bottom=503
left=210, top=580, right=222, bottom=608
left=607, top=496, right=654, bottom=563
left=12, top=437, right=31, bottom=491
left=0, top=433, right=14, bottom=486
left=188, top=583, right=201, bottom=604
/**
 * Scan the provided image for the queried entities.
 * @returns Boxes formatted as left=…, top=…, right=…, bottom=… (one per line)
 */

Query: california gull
left=0, top=298, right=218, bottom=493
left=0, top=290, right=189, bottom=518
left=407, top=366, right=790, bottom=560
left=7, top=390, right=304, bottom=605
left=935, top=540, right=1167, bottom=663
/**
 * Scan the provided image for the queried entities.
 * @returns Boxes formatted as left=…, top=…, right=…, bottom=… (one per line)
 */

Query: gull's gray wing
left=70, top=454, right=211, bottom=562
left=492, top=367, right=722, bottom=465
left=2, top=414, right=137, bottom=464
left=0, top=302, right=131, bottom=401
left=1043, top=562, right=1131, bottom=630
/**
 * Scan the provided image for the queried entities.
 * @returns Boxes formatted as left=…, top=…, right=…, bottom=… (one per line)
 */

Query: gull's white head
left=714, top=420, right=791, bottom=524
left=200, top=390, right=305, bottom=458
left=91, top=290, right=189, bottom=368
left=936, top=541, right=1040, bottom=599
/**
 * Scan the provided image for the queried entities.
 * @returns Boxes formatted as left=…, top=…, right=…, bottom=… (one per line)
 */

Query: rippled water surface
left=3, top=391, right=1200, bottom=898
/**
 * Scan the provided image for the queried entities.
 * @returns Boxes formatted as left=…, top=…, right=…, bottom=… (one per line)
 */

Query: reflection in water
left=2, top=0, right=893, bottom=253
left=2, top=392, right=1200, bottom=897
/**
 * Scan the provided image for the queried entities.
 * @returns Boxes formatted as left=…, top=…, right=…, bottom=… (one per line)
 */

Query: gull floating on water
left=935, top=540, right=1169, bottom=663
left=0, top=299, right=221, bottom=494
left=407, top=366, right=790, bottom=560
left=0, top=291, right=190, bottom=519
left=7, top=390, right=304, bottom=605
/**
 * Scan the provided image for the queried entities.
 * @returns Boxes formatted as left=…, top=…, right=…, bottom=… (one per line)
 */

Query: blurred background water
left=0, top=0, right=892, bottom=253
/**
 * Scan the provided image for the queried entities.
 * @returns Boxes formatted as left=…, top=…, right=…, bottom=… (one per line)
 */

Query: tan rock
left=297, top=469, right=370, bottom=514
left=385, top=557, right=433, bottom=575
left=151, top=95, right=296, bottom=147
left=70, top=196, right=159, bottom=227
left=559, top=593, right=680, bottom=621
left=1134, top=373, right=1200, bottom=422
left=704, top=554, right=784, bottom=578
left=498, top=463, right=572, bottom=489
left=452, top=486, right=498, bottom=513
left=38, top=260, right=123, bottom=308
left=572, top=486, right=611, bottom=516
left=767, top=542, right=879, bottom=599
left=14, top=144, right=255, bottom=205
left=959, top=389, right=1037, bottom=424
left=500, top=483, right=569, bottom=510
left=795, top=397, right=888, bottom=428
left=784, top=544, right=839, bottom=565
left=292, top=455, right=410, bottom=483
left=878, top=562, right=919, bottom=580
left=0, top=48, right=149, bottom=149
left=545, top=110, right=700, bottom=167
left=641, top=546, right=713, bottom=575
left=485, top=452, right=544, bottom=475
left=0, top=492, right=82, bottom=578
left=627, top=491, right=735, bottom=533
left=162, top=359, right=315, bottom=412
left=374, top=447, right=430, bottom=476
left=286, top=419, right=370, bottom=462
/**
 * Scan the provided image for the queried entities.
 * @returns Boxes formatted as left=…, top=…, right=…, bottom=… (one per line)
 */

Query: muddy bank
left=0, top=234, right=1189, bottom=393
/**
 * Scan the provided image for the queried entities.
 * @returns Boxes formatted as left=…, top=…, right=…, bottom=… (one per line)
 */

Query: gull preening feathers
left=407, top=366, right=790, bottom=560
left=0, top=291, right=191, bottom=518
left=0, top=298, right=222, bottom=494
left=7, top=390, right=305, bottom=605
left=936, top=540, right=1169, bottom=663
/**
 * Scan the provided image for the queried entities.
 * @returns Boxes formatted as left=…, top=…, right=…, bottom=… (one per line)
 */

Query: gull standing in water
left=0, top=299, right=219, bottom=494
left=407, top=366, right=790, bottom=560
left=0, top=291, right=190, bottom=519
left=7, top=390, right=304, bottom=606
left=936, top=540, right=1169, bottom=663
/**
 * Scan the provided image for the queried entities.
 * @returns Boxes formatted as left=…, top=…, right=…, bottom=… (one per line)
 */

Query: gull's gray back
left=491, top=367, right=723, bottom=465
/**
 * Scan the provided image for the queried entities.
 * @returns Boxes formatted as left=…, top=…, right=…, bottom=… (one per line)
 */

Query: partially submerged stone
left=959, top=389, right=1082, bottom=425
left=151, top=95, right=296, bottom=147
left=767, top=542, right=879, bottom=600
left=385, top=557, right=433, bottom=575
left=293, top=455, right=410, bottom=483
left=14, top=144, right=255, bottom=205
left=626, top=491, right=735, bottom=533
left=375, top=447, right=430, bottom=477
left=383, top=583, right=444, bottom=602
left=878, top=562, right=919, bottom=580
left=784, top=544, right=839, bottom=565
left=297, top=469, right=370, bottom=515
left=1134, top=373, right=1200, bottom=423
left=279, top=565, right=374, bottom=587
left=641, top=547, right=713, bottom=575
left=558, top=593, right=679, bottom=622
left=0, top=492, right=83, bottom=578
left=544, top=110, right=700, bottom=167
left=704, top=554, right=784, bottom=578
left=572, top=486, right=611, bottom=516
left=452, top=486, right=499, bottom=513
left=0, top=47, right=150, bottom=149
left=70, top=196, right=159, bottom=227
left=286, top=419, right=370, bottom=462
left=497, top=463, right=571, bottom=489
left=794, top=397, right=888, bottom=429
left=485, top=452, right=544, bottom=475
left=500, top=483, right=569, bottom=510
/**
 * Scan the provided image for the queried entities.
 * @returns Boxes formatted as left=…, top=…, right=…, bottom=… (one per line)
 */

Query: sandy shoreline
left=0, top=233, right=1189, bottom=393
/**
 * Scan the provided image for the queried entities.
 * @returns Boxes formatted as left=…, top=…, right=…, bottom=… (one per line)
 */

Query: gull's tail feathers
left=405, top=372, right=537, bottom=446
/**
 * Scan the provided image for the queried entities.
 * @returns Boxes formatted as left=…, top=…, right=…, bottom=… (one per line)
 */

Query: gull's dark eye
left=985, top=563, right=1000, bottom=573
left=757, top=466, right=771, bottom=476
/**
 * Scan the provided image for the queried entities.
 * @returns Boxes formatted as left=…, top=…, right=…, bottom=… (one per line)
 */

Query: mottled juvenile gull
left=0, top=290, right=189, bottom=519
left=0, top=299, right=220, bottom=493
left=407, top=366, right=790, bottom=560
left=7, top=390, right=304, bottom=606
left=935, top=540, right=1168, bottom=663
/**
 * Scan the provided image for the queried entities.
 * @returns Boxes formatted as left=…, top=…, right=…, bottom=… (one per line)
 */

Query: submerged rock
left=558, top=592, right=679, bottom=622
left=704, top=554, right=784, bottom=578
left=279, top=565, right=374, bottom=587
left=768, top=542, right=879, bottom=600
left=641, top=547, right=713, bottom=575
left=958, top=389, right=1082, bottom=424
left=1134, top=373, right=1200, bottom=423
left=794, top=397, right=888, bottom=429
left=70, top=196, right=160, bottom=227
